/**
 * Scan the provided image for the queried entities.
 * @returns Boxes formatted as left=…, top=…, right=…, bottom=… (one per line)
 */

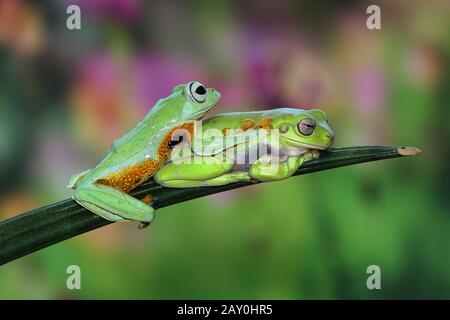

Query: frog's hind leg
left=155, top=156, right=251, bottom=188
left=73, top=183, right=155, bottom=225
left=156, top=171, right=251, bottom=188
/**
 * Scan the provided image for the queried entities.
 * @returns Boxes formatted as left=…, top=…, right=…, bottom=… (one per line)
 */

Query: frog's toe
left=138, top=221, right=151, bottom=230
left=311, top=150, right=320, bottom=159
left=138, top=212, right=156, bottom=230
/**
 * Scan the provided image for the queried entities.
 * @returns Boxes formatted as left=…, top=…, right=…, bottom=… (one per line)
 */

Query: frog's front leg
left=155, top=155, right=251, bottom=188
left=73, top=182, right=155, bottom=226
left=249, top=150, right=320, bottom=182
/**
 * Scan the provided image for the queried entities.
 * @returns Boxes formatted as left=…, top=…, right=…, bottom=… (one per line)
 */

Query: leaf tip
left=397, top=146, right=421, bottom=156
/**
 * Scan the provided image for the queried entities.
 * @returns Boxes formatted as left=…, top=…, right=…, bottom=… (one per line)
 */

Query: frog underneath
left=155, top=108, right=335, bottom=187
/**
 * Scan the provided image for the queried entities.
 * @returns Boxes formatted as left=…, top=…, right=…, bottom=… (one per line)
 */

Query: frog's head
left=152, top=81, right=220, bottom=123
left=274, top=108, right=335, bottom=150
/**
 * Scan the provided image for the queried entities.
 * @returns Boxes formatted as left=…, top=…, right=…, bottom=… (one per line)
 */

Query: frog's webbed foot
left=303, top=149, right=321, bottom=162
left=138, top=220, right=152, bottom=230
left=137, top=194, right=155, bottom=230
left=249, top=155, right=305, bottom=182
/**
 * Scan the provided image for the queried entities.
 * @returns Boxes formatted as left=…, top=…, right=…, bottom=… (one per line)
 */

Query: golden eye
left=297, top=118, right=316, bottom=136
left=189, top=81, right=207, bottom=103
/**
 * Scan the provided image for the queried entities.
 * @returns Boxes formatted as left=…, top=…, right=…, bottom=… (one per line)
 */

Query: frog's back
left=202, top=108, right=305, bottom=130
left=77, top=114, right=172, bottom=185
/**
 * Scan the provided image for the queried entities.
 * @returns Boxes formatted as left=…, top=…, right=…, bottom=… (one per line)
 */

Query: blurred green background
left=0, top=0, right=449, bottom=299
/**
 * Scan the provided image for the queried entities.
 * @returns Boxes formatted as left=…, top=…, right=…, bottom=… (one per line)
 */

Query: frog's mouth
left=193, top=103, right=218, bottom=120
left=280, top=136, right=329, bottom=150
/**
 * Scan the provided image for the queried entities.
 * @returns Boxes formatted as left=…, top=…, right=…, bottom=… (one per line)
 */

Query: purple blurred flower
left=81, top=53, right=119, bottom=93
left=352, top=66, right=386, bottom=112
left=62, top=0, right=141, bottom=23
left=243, top=30, right=281, bottom=106
left=132, top=53, right=206, bottom=113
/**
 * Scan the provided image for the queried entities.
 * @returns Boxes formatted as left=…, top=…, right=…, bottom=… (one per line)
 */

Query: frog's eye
left=168, top=134, right=184, bottom=149
left=189, top=81, right=207, bottom=103
left=168, top=129, right=189, bottom=149
left=297, top=118, right=316, bottom=136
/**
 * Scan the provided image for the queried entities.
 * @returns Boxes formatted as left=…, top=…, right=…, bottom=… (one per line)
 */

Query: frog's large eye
left=168, top=129, right=189, bottom=149
left=189, top=81, right=207, bottom=103
left=297, top=118, right=316, bottom=136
